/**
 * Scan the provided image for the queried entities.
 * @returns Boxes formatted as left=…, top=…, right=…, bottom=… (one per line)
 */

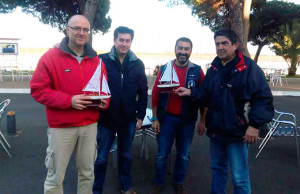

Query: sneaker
left=120, top=190, right=137, bottom=194
left=149, top=185, right=164, bottom=194
left=173, top=184, right=186, bottom=194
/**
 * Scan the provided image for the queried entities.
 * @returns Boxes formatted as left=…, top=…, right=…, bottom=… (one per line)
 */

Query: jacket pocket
left=45, top=149, right=55, bottom=176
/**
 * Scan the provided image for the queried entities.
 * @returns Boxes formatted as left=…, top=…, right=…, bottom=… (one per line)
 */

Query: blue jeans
left=93, top=122, right=136, bottom=194
left=210, top=138, right=251, bottom=194
left=154, top=114, right=195, bottom=185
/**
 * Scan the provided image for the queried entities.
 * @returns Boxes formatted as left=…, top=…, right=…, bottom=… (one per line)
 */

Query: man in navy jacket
left=93, top=26, right=148, bottom=194
left=176, top=29, right=274, bottom=194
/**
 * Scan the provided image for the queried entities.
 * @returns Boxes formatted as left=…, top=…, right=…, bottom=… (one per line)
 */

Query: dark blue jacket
left=158, top=61, right=203, bottom=122
left=98, top=47, right=148, bottom=130
left=191, top=51, right=274, bottom=140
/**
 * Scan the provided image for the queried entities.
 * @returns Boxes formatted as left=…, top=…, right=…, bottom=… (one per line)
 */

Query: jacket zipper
left=79, top=59, right=86, bottom=126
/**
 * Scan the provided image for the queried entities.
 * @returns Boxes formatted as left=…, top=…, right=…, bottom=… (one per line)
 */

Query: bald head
left=67, top=15, right=90, bottom=28
left=66, top=14, right=91, bottom=50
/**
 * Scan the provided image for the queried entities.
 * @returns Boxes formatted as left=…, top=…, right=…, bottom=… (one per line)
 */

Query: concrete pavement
left=1, top=77, right=300, bottom=193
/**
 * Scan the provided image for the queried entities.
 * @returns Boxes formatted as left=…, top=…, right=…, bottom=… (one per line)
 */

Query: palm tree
left=271, top=19, right=300, bottom=76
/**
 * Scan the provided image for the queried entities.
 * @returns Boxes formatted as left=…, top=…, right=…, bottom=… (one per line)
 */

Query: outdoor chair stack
left=0, top=99, right=12, bottom=158
left=270, top=69, right=288, bottom=86
left=256, top=110, right=300, bottom=166
left=135, top=108, right=156, bottom=160
left=109, top=108, right=156, bottom=168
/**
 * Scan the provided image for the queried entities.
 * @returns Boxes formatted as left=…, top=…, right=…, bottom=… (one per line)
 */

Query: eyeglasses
left=68, top=25, right=90, bottom=33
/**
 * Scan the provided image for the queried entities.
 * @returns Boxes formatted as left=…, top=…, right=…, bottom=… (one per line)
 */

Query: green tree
left=0, top=0, right=111, bottom=44
left=159, top=0, right=252, bottom=57
left=271, top=20, right=300, bottom=76
left=159, top=0, right=300, bottom=63
left=249, top=0, right=300, bottom=62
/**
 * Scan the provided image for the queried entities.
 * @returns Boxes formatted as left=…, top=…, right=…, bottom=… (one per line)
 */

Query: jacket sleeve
left=191, top=68, right=210, bottom=107
left=151, top=69, right=162, bottom=108
left=30, top=54, right=72, bottom=109
left=248, top=62, right=274, bottom=129
left=136, top=61, right=148, bottom=120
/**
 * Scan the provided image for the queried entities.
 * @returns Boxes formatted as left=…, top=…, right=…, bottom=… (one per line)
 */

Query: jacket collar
left=108, top=46, right=138, bottom=62
left=211, top=50, right=247, bottom=72
left=172, top=60, right=195, bottom=69
left=59, top=37, right=97, bottom=58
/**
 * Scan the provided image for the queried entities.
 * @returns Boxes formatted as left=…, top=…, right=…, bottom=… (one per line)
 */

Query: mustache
left=177, top=53, right=188, bottom=58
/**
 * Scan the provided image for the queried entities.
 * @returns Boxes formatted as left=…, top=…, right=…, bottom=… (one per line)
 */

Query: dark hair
left=214, top=29, right=238, bottom=44
left=113, top=26, right=134, bottom=40
left=175, top=37, right=193, bottom=49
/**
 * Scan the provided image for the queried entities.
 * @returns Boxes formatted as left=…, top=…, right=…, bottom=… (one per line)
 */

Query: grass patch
left=287, top=75, right=300, bottom=78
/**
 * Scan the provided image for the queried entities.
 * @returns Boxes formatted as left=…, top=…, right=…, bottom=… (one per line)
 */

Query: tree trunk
left=77, top=0, right=86, bottom=13
left=254, top=42, right=266, bottom=62
left=83, top=0, right=99, bottom=45
left=227, top=0, right=251, bottom=57
left=288, top=56, right=298, bottom=76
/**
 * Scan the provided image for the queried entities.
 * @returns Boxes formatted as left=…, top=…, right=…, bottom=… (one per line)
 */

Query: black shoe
left=149, top=185, right=164, bottom=194
left=173, top=184, right=186, bottom=194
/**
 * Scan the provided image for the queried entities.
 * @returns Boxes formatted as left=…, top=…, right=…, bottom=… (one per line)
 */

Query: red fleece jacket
left=30, top=47, right=109, bottom=128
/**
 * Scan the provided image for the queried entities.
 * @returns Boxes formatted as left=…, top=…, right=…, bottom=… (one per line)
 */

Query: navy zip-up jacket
left=191, top=51, right=274, bottom=140
left=98, top=47, right=148, bottom=130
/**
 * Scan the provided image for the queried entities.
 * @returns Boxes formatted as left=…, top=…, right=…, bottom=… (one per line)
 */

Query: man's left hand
left=243, top=126, right=259, bottom=144
left=98, top=99, right=108, bottom=110
left=135, top=118, right=143, bottom=130
left=197, top=122, right=206, bottom=136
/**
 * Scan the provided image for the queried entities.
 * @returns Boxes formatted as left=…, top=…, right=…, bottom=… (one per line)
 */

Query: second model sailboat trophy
left=157, top=61, right=180, bottom=88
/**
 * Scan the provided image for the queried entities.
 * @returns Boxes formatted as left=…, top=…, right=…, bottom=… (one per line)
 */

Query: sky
left=0, top=0, right=299, bottom=54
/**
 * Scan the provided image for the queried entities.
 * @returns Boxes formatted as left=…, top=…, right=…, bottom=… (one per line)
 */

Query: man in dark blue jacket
left=93, top=26, right=148, bottom=194
left=176, top=29, right=274, bottom=194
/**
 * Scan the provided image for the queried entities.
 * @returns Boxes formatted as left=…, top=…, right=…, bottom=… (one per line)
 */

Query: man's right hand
left=175, top=87, right=191, bottom=97
left=152, top=120, right=160, bottom=134
left=71, top=94, right=92, bottom=110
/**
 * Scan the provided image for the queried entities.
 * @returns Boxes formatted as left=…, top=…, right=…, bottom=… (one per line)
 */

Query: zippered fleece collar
left=108, top=46, right=139, bottom=62
left=59, top=37, right=97, bottom=58
left=211, top=50, right=247, bottom=72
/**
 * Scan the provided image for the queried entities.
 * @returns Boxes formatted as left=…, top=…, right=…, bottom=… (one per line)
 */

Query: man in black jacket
left=93, top=26, right=148, bottom=194
left=176, top=29, right=274, bottom=194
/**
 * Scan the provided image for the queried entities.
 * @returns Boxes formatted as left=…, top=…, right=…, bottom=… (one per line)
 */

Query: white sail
left=160, top=61, right=172, bottom=82
left=101, top=74, right=111, bottom=95
left=82, top=60, right=102, bottom=93
left=172, top=67, right=179, bottom=83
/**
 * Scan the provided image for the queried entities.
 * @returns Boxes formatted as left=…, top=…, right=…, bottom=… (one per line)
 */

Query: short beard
left=176, top=54, right=189, bottom=64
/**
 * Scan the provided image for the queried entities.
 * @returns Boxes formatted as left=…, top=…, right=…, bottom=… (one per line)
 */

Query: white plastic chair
left=0, top=99, right=12, bottom=158
left=135, top=108, right=155, bottom=160
left=256, top=110, right=300, bottom=167
left=109, top=108, right=155, bottom=168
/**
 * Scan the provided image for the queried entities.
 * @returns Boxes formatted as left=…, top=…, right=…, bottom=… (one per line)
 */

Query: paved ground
left=1, top=76, right=300, bottom=193
left=1, top=76, right=300, bottom=91
left=0, top=93, right=300, bottom=194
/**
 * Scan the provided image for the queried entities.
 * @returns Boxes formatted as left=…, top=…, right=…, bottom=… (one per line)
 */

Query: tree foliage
left=249, top=0, right=300, bottom=61
left=271, top=20, right=300, bottom=76
left=0, top=0, right=111, bottom=34
left=159, top=0, right=300, bottom=62
left=159, top=0, right=252, bottom=56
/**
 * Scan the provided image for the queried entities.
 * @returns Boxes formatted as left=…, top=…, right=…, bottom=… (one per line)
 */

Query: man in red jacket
left=150, top=37, right=206, bottom=194
left=30, top=15, right=109, bottom=194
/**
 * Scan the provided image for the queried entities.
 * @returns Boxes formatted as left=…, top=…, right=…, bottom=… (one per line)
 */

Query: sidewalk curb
left=1, top=89, right=300, bottom=97
left=0, top=89, right=30, bottom=94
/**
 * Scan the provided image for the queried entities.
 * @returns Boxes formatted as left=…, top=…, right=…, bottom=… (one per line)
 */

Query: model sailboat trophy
left=157, top=61, right=180, bottom=88
left=82, top=59, right=111, bottom=105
